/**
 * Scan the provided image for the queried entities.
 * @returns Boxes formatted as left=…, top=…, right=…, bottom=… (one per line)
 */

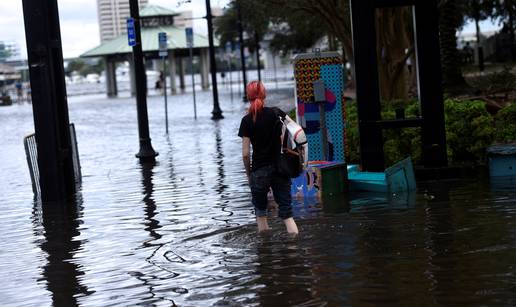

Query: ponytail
left=246, top=81, right=266, bottom=122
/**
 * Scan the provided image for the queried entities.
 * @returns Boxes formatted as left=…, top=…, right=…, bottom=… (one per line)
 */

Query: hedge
left=290, top=99, right=514, bottom=166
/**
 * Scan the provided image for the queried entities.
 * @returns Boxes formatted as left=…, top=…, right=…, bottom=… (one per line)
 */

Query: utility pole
left=22, top=0, right=76, bottom=204
left=255, top=32, right=261, bottom=82
left=237, top=0, right=248, bottom=101
left=129, top=0, right=158, bottom=161
left=206, top=0, right=223, bottom=119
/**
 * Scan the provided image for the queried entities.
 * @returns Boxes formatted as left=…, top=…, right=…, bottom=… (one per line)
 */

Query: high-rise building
left=97, top=0, right=149, bottom=42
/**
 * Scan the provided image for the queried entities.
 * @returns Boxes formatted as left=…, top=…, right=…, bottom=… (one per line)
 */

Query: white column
left=128, top=57, right=136, bottom=97
left=168, top=50, right=177, bottom=94
left=200, top=48, right=210, bottom=90
left=178, top=57, right=185, bottom=91
left=105, top=57, right=118, bottom=97
left=152, top=59, right=161, bottom=72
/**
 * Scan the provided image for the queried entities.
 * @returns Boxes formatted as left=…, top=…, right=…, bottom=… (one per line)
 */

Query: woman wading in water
left=238, top=81, right=299, bottom=235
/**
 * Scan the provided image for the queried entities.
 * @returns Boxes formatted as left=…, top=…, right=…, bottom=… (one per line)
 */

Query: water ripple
left=1, top=90, right=516, bottom=305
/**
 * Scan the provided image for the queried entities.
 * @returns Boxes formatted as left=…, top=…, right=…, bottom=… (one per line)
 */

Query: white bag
left=280, top=115, right=308, bottom=166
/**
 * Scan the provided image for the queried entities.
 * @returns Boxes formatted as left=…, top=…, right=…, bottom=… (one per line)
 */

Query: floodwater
left=1, top=88, right=516, bottom=306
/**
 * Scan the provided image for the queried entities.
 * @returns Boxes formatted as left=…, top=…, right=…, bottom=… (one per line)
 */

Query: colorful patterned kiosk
left=291, top=52, right=348, bottom=200
left=290, top=52, right=416, bottom=200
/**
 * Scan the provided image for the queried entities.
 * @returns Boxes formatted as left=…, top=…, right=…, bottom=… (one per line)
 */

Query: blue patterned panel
left=321, top=64, right=345, bottom=162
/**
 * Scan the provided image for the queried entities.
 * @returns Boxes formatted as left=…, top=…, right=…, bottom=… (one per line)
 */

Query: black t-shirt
left=238, top=107, right=284, bottom=171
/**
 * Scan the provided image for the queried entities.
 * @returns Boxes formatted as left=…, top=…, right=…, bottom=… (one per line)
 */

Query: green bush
left=494, top=102, right=516, bottom=143
left=344, top=101, right=360, bottom=163
left=295, top=98, right=502, bottom=166
left=444, top=99, right=495, bottom=163
left=288, top=108, right=296, bottom=121
left=383, top=127, right=422, bottom=166
left=344, top=100, right=422, bottom=165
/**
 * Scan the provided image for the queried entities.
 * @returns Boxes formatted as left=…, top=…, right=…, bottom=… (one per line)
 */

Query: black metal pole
left=228, top=52, right=234, bottom=102
left=475, top=19, right=484, bottom=72
left=206, top=0, right=223, bottom=119
left=349, top=0, right=385, bottom=171
left=163, top=58, right=169, bottom=134
left=22, top=0, right=76, bottom=203
left=189, top=44, right=197, bottom=119
left=414, top=1, right=447, bottom=167
left=255, top=32, right=261, bottom=82
left=129, top=0, right=158, bottom=161
left=237, top=0, right=248, bottom=101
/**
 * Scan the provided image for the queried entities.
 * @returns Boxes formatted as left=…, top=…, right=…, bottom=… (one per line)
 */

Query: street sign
left=186, top=27, right=197, bottom=119
left=185, top=27, right=193, bottom=48
left=127, top=18, right=136, bottom=46
left=158, top=32, right=167, bottom=57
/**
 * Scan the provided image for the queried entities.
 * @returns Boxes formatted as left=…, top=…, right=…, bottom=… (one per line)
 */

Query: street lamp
left=205, top=0, right=224, bottom=119
left=129, top=0, right=158, bottom=161
left=236, top=0, right=248, bottom=102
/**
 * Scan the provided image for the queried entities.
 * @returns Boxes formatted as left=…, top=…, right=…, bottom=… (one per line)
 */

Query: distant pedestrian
left=238, top=80, right=299, bottom=235
left=463, top=42, right=474, bottom=64
left=15, top=80, right=23, bottom=103
left=155, top=71, right=164, bottom=94
left=26, top=83, right=31, bottom=103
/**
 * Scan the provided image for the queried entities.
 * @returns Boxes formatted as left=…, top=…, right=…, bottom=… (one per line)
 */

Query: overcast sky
left=0, top=0, right=500, bottom=60
left=0, top=0, right=230, bottom=59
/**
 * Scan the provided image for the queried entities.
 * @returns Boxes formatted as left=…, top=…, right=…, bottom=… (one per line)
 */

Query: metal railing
left=24, top=123, right=82, bottom=197
left=24, top=131, right=40, bottom=196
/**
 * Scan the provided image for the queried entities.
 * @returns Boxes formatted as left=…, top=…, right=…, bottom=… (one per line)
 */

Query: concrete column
left=129, top=57, right=136, bottom=97
left=105, top=57, right=118, bottom=97
left=178, top=57, right=185, bottom=91
left=200, top=48, right=210, bottom=90
left=152, top=59, right=161, bottom=72
left=168, top=50, right=177, bottom=94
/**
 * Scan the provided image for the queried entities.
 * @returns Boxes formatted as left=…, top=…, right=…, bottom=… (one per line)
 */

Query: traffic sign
left=158, top=32, right=167, bottom=57
left=127, top=18, right=136, bottom=47
left=185, top=27, right=193, bottom=48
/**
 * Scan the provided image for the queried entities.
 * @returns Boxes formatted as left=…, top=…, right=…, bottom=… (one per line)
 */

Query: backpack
left=274, top=110, right=308, bottom=178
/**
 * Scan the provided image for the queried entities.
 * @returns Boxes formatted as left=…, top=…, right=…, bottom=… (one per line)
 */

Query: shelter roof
left=81, top=25, right=217, bottom=58
left=140, top=4, right=178, bottom=17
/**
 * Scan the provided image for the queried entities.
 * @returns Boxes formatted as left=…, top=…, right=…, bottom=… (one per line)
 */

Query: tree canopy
left=216, top=0, right=514, bottom=98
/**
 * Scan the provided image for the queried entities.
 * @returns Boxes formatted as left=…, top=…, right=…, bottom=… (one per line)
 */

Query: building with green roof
left=81, top=4, right=217, bottom=97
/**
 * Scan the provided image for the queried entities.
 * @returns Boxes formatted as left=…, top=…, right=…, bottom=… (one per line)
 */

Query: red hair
left=246, top=81, right=266, bottom=122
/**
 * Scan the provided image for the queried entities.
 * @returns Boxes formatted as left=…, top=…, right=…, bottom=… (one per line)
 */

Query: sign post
left=159, top=32, right=169, bottom=134
left=313, top=79, right=328, bottom=161
left=127, top=0, right=158, bottom=162
left=185, top=27, right=197, bottom=119
left=226, top=42, right=233, bottom=102
left=235, top=42, right=241, bottom=98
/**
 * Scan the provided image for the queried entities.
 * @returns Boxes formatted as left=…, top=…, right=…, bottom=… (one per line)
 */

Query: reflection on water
left=141, top=161, right=161, bottom=246
left=33, top=194, right=91, bottom=305
left=1, top=91, right=516, bottom=305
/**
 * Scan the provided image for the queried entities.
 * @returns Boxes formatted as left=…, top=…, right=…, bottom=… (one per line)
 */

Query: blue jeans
left=250, top=165, right=293, bottom=219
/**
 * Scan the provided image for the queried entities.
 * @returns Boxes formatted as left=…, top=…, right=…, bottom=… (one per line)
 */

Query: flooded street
left=1, top=88, right=516, bottom=306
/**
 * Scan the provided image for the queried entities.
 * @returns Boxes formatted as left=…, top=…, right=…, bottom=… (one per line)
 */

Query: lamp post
left=236, top=0, right=248, bottom=101
left=129, top=0, right=158, bottom=161
left=206, top=0, right=224, bottom=119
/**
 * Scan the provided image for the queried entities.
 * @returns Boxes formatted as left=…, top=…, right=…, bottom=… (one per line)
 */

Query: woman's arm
left=242, top=137, right=251, bottom=180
